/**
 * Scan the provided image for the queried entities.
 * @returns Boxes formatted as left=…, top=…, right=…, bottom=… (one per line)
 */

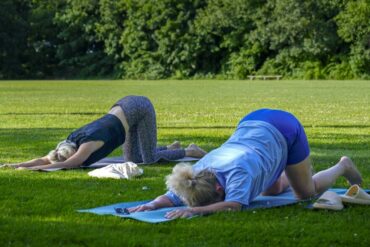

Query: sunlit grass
left=0, top=80, right=369, bottom=246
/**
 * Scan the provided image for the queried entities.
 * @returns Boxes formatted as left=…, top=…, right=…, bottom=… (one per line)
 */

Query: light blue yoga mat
left=78, top=188, right=365, bottom=223
left=78, top=200, right=187, bottom=223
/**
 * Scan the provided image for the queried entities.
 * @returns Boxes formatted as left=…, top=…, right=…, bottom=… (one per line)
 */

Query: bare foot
left=185, top=144, right=207, bottom=158
left=167, top=141, right=181, bottom=150
left=339, top=156, right=362, bottom=185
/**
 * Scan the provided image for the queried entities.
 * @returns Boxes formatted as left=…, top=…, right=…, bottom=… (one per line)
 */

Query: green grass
left=0, top=80, right=369, bottom=246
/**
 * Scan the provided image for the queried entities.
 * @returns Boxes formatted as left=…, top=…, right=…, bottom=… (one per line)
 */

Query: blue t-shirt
left=165, top=120, right=288, bottom=207
left=67, top=114, right=125, bottom=166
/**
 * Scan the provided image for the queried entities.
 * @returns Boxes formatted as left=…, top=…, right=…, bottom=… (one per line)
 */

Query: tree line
left=1, top=0, right=369, bottom=80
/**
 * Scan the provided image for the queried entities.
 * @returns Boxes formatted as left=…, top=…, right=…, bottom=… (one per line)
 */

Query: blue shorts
left=239, top=109, right=310, bottom=165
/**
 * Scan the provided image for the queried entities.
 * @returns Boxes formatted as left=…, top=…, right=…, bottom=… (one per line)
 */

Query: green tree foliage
left=54, top=0, right=115, bottom=78
left=0, top=0, right=30, bottom=79
left=1, top=0, right=369, bottom=79
left=192, top=0, right=261, bottom=78
left=335, top=0, right=370, bottom=79
left=250, top=0, right=344, bottom=79
left=94, top=0, right=127, bottom=77
left=120, top=0, right=205, bottom=79
left=27, top=0, right=65, bottom=78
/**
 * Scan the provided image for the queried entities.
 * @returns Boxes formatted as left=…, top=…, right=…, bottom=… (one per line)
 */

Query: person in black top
left=11, top=96, right=206, bottom=170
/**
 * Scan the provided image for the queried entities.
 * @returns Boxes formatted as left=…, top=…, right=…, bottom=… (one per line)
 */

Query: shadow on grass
left=1, top=127, right=369, bottom=157
left=0, top=112, right=104, bottom=116
left=0, top=128, right=72, bottom=140
left=309, top=132, right=370, bottom=151
left=0, top=128, right=231, bottom=157
left=304, top=124, right=370, bottom=128
left=159, top=126, right=235, bottom=129
left=0, top=169, right=160, bottom=206
left=0, top=214, right=164, bottom=246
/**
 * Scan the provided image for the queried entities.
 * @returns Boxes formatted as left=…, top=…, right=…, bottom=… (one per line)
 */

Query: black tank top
left=67, top=114, right=125, bottom=166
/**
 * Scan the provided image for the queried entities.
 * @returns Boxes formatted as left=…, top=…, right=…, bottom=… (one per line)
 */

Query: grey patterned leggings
left=113, top=96, right=185, bottom=164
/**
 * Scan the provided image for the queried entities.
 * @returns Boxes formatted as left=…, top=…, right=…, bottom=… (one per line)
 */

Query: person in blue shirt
left=128, top=109, right=362, bottom=218
left=11, top=96, right=206, bottom=170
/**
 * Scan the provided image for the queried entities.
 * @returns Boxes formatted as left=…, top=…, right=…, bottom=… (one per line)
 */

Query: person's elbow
left=223, top=201, right=242, bottom=211
left=232, top=202, right=242, bottom=211
left=68, top=163, right=83, bottom=168
left=60, top=158, right=84, bottom=169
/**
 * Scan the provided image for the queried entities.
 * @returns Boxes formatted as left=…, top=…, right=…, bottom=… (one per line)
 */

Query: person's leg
left=167, top=141, right=181, bottom=150
left=135, top=106, right=206, bottom=163
left=285, top=156, right=362, bottom=199
left=136, top=115, right=187, bottom=163
left=156, top=146, right=167, bottom=151
left=185, top=143, right=207, bottom=158
left=312, top=156, right=362, bottom=190
left=155, top=143, right=205, bottom=158
left=124, top=125, right=183, bottom=163
left=284, top=157, right=316, bottom=199
left=125, top=96, right=206, bottom=163
left=123, top=125, right=143, bottom=163
left=134, top=99, right=160, bottom=163
left=156, top=141, right=181, bottom=151
left=261, top=172, right=290, bottom=196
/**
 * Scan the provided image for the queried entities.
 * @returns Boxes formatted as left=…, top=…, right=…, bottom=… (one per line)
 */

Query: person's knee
left=294, top=186, right=317, bottom=200
left=262, top=179, right=285, bottom=196
left=295, top=191, right=316, bottom=200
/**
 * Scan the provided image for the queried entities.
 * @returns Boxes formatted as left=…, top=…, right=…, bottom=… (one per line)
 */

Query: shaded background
left=0, top=0, right=369, bottom=80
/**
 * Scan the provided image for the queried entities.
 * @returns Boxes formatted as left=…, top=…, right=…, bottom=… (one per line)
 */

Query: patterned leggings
left=113, top=96, right=185, bottom=164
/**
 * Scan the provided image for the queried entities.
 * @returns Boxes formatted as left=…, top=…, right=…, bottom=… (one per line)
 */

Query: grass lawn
left=0, top=80, right=369, bottom=246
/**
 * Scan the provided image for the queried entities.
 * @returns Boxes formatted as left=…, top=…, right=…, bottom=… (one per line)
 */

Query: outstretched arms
left=165, top=201, right=241, bottom=219
left=26, top=142, right=98, bottom=170
left=128, top=195, right=174, bottom=213
left=13, top=141, right=102, bottom=170
left=127, top=194, right=241, bottom=219
left=10, top=156, right=50, bottom=168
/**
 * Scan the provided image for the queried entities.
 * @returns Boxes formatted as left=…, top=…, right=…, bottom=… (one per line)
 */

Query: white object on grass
left=340, top=184, right=370, bottom=205
left=88, top=162, right=143, bottom=179
left=313, top=191, right=344, bottom=211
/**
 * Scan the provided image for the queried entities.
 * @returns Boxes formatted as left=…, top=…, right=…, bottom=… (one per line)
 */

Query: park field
left=0, top=80, right=369, bottom=246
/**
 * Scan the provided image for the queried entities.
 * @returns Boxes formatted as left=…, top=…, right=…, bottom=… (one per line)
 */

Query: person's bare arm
left=27, top=142, right=99, bottom=170
left=11, top=156, right=50, bottom=168
left=128, top=195, right=174, bottom=213
left=165, top=201, right=242, bottom=219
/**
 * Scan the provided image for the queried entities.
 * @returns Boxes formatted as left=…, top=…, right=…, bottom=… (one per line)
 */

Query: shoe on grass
left=313, top=191, right=344, bottom=211
left=340, top=184, right=370, bottom=205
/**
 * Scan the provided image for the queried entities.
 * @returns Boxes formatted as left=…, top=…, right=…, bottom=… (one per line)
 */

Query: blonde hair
left=165, top=163, right=223, bottom=206
left=48, top=140, right=77, bottom=163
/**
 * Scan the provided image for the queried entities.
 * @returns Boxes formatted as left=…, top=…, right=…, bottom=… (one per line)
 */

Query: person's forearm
left=16, top=158, right=49, bottom=168
left=149, top=195, right=174, bottom=209
left=31, top=161, right=81, bottom=170
left=190, top=201, right=241, bottom=215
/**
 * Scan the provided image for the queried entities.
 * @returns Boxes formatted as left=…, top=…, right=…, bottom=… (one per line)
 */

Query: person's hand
left=17, top=166, right=41, bottom=171
left=127, top=203, right=156, bottom=213
left=16, top=167, right=31, bottom=170
left=15, top=166, right=35, bottom=170
left=1, top=163, right=19, bottom=169
left=165, top=208, right=195, bottom=219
